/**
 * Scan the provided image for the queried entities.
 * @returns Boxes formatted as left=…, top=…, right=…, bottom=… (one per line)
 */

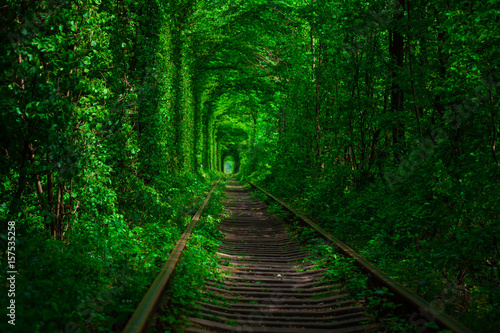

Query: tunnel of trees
left=1, top=0, right=499, bottom=331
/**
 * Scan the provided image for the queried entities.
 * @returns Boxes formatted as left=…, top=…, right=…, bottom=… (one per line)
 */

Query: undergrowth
left=250, top=186, right=446, bottom=333
left=156, top=188, right=226, bottom=332
left=0, top=175, right=225, bottom=333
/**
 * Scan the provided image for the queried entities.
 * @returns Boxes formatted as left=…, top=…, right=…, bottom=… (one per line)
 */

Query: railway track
left=124, top=178, right=473, bottom=333
left=185, top=180, right=377, bottom=332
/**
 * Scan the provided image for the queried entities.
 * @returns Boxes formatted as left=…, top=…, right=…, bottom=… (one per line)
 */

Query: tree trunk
left=389, top=0, right=405, bottom=162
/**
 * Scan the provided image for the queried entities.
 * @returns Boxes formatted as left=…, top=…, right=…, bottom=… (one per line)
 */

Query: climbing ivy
left=0, top=0, right=226, bottom=331
left=236, top=1, right=499, bottom=331
left=1, top=0, right=499, bottom=331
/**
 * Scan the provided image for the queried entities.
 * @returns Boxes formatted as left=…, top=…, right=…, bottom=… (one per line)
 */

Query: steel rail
left=123, top=179, right=221, bottom=333
left=249, top=181, right=474, bottom=333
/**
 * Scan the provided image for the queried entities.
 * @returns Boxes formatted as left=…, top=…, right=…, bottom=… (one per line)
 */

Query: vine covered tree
left=0, top=0, right=498, bottom=331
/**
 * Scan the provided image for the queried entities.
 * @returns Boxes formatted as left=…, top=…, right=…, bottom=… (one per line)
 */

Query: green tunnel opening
left=223, top=155, right=238, bottom=174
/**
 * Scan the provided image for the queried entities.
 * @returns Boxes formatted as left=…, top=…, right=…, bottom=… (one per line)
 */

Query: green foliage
left=0, top=0, right=228, bottom=331
left=363, top=288, right=415, bottom=332
left=158, top=198, right=224, bottom=331
left=288, top=219, right=368, bottom=294
left=238, top=0, right=499, bottom=330
left=1, top=0, right=499, bottom=331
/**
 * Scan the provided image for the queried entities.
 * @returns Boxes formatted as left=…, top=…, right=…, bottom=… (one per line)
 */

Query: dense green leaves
left=1, top=0, right=499, bottom=331
left=0, top=0, right=227, bottom=331
left=229, top=0, right=499, bottom=331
